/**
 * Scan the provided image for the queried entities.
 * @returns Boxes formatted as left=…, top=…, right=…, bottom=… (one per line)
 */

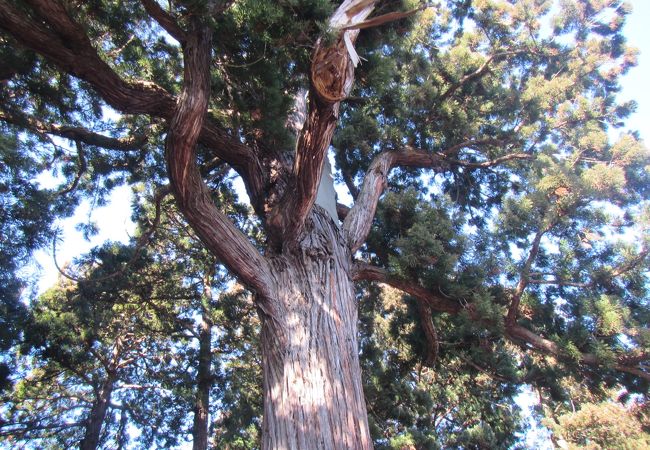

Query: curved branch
left=344, top=147, right=447, bottom=252
left=0, top=0, right=265, bottom=205
left=439, top=50, right=526, bottom=102
left=506, top=222, right=554, bottom=326
left=2, top=0, right=173, bottom=114
left=52, top=186, right=171, bottom=283
left=0, top=110, right=147, bottom=151
left=265, top=0, right=377, bottom=244
left=140, top=0, right=186, bottom=45
left=164, top=21, right=271, bottom=297
left=343, top=150, right=400, bottom=252
left=344, top=146, right=533, bottom=252
left=353, top=261, right=650, bottom=382
left=58, top=140, right=87, bottom=195
left=352, top=262, right=460, bottom=313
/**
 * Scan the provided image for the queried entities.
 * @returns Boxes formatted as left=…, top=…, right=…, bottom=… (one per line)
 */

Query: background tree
left=543, top=395, right=650, bottom=449
left=1, top=244, right=172, bottom=449
left=0, top=0, right=648, bottom=448
left=0, top=194, right=262, bottom=449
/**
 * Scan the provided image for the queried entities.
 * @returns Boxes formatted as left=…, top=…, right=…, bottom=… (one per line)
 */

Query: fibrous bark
left=259, top=208, right=372, bottom=450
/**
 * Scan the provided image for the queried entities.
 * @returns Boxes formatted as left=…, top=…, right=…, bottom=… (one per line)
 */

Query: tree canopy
left=0, top=0, right=649, bottom=448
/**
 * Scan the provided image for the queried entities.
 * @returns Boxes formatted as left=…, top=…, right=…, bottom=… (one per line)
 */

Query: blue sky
left=620, top=0, right=649, bottom=141
left=20, top=3, right=650, bottom=448
left=31, top=1, right=650, bottom=291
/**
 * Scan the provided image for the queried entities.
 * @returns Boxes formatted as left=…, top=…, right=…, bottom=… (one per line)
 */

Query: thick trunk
left=80, top=374, right=115, bottom=450
left=192, top=314, right=213, bottom=450
left=259, top=208, right=372, bottom=450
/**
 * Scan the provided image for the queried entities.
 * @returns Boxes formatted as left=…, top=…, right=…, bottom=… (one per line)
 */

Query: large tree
left=0, top=0, right=649, bottom=448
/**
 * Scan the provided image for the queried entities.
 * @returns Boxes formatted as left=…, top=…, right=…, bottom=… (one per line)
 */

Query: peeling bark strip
left=260, top=208, right=372, bottom=450
left=267, top=0, right=378, bottom=245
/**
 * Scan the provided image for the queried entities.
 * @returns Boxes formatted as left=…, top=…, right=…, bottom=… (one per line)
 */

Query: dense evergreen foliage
left=0, top=0, right=648, bottom=448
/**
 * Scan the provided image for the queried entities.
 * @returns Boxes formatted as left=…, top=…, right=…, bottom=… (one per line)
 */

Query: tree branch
left=340, top=165, right=360, bottom=200
left=0, top=109, right=147, bottom=151
left=139, top=0, right=187, bottom=45
left=416, top=299, right=439, bottom=367
left=0, top=0, right=266, bottom=205
left=57, top=140, right=87, bottom=195
left=344, top=146, right=531, bottom=252
left=439, top=50, right=525, bottom=102
left=441, top=138, right=510, bottom=156
left=447, top=152, right=533, bottom=168
left=353, top=262, right=650, bottom=382
left=352, top=262, right=460, bottom=314
left=506, top=223, right=553, bottom=326
left=266, top=0, right=377, bottom=245
left=528, top=246, right=649, bottom=289
left=164, top=20, right=271, bottom=297
left=3, top=0, right=172, bottom=114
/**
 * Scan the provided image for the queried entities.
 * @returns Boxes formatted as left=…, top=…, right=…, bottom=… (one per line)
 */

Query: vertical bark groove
left=164, top=21, right=272, bottom=296
left=260, top=208, right=372, bottom=450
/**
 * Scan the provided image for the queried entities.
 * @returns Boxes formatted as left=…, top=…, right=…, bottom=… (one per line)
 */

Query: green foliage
left=0, top=0, right=649, bottom=448
left=358, top=284, right=523, bottom=449
left=544, top=400, right=650, bottom=449
left=0, top=131, right=63, bottom=390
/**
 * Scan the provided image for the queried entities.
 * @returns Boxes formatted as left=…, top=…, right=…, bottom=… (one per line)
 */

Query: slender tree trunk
left=192, top=313, right=213, bottom=450
left=80, top=373, right=115, bottom=450
left=259, top=208, right=372, bottom=450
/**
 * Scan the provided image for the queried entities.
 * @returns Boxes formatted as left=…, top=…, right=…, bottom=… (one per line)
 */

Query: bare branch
left=439, top=50, right=526, bottom=102
left=506, top=221, right=555, bottom=326
left=0, top=109, right=147, bottom=151
left=0, top=0, right=266, bottom=204
left=352, top=262, right=460, bottom=313
left=164, top=20, right=272, bottom=297
left=58, top=141, right=87, bottom=195
left=343, top=150, right=399, bottom=252
left=266, top=0, right=377, bottom=244
left=440, top=138, right=509, bottom=156
left=139, top=0, right=186, bottom=45
left=344, top=146, right=530, bottom=252
left=52, top=186, right=171, bottom=284
left=340, top=165, right=360, bottom=200
left=447, top=152, right=533, bottom=168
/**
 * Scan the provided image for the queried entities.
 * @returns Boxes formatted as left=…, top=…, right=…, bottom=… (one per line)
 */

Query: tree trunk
left=192, top=313, right=213, bottom=450
left=80, top=373, right=115, bottom=450
left=259, top=207, right=372, bottom=450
